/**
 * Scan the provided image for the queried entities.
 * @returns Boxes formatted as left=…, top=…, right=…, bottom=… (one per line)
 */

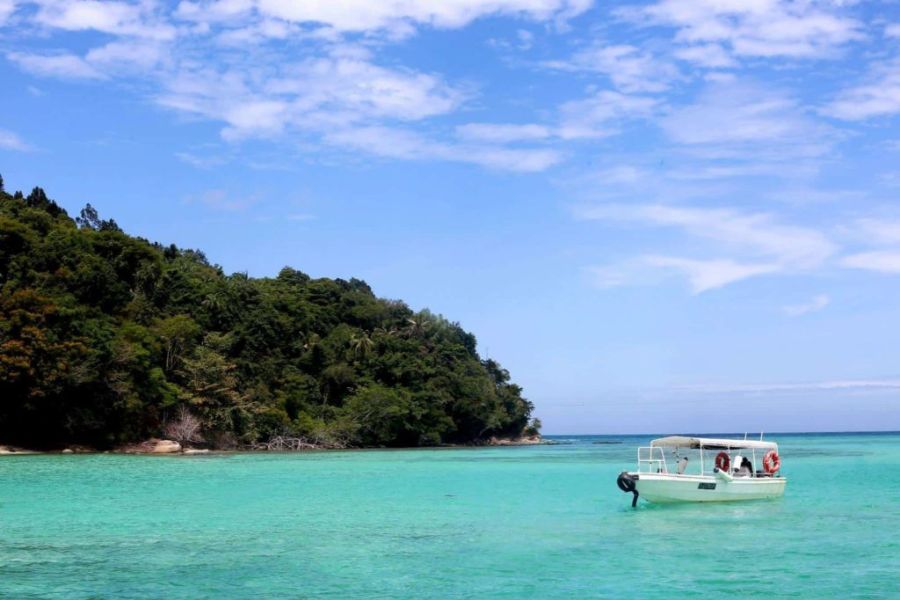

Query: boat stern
left=616, top=471, right=641, bottom=506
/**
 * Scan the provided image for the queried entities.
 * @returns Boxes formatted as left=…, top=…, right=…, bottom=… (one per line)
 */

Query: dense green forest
left=0, top=176, right=538, bottom=449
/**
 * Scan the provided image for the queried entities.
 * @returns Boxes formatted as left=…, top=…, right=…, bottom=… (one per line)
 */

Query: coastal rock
left=183, top=448, right=210, bottom=455
left=118, top=439, right=183, bottom=454
left=0, top=445, right=40, bottom=455
left=150, top=440, right=182, bottom=454
left=66, top=445, right=96, bottom=453
left=488, top=435, right=542, bottom=446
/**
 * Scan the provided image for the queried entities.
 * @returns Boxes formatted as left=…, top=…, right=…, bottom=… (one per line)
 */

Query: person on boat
left=736, top=457, right=753, bottom=477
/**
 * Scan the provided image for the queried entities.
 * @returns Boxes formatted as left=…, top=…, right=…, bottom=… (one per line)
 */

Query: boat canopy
left=650, top=436, right=778, bottom=451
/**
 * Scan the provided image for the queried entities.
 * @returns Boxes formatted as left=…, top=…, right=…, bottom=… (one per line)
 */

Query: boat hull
left=633, top=473, right=786, bottom=503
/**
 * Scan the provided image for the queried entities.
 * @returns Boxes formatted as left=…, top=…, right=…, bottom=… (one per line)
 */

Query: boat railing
left=637, top=446, right=668, bottom=474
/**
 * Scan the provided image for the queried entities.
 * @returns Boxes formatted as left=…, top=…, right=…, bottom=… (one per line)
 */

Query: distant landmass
left=0, top=179, right=539, bottom=450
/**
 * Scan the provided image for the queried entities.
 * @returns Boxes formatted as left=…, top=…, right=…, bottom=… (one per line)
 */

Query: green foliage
left=0, top=185, right=536, bottom=449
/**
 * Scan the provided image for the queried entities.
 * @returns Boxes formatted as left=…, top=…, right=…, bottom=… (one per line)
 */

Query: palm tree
left=404, top=316, right=430, bottom=338
left=202, top=292, right=226, bottom=314
left=349, top=333, right=375, bottom=359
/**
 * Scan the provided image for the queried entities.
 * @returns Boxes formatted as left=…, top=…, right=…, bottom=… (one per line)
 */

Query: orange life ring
left=763, top=450, right=781, bottom=474
left=714, top=451, right=730, bottom=472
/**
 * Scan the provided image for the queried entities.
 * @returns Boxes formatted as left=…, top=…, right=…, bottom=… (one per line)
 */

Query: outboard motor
left=617, top=471, right=640, bottom=507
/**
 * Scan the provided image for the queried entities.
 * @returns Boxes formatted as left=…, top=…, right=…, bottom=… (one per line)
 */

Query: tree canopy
left=0, top=179, right=537, bottom=449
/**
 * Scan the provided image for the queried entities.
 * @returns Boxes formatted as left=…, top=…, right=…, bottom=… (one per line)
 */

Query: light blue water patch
left=2, top=433, right=899, bottom=599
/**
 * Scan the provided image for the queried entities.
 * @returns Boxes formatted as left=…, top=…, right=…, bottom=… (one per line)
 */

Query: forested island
left=0, top=176, right=539, bottom=451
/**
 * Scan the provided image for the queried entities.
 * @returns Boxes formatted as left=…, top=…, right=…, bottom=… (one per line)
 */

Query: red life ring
left=763, top=450, right=781, bottom=473
left=714, top=451, right=730, bottom=472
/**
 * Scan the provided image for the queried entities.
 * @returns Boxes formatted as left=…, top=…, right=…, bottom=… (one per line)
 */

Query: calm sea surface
left=2, top=433, right=899, bottom=599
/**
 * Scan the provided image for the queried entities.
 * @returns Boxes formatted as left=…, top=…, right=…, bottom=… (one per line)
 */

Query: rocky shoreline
left=2, top=434, right=546, bottom=456
left=486, top=434, right=543, bottom=446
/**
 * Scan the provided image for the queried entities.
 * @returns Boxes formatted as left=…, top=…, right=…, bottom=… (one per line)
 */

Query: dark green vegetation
left=0, top=180, right=538, bottom=449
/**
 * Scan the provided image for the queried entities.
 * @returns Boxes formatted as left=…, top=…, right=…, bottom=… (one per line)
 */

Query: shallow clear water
left=2, top=433, right=899, bottom=599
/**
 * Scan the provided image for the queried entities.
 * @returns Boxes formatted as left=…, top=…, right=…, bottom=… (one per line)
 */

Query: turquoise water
left=2, top=433, right=899, bottom=599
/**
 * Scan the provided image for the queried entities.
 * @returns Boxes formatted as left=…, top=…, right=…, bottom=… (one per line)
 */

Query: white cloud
left=545, top=42, right=678, bottom=92
left=662, top=81, right=832, bottom=160
left=456, top=90, right=658, bottom=143
left=220, top=100, right=289, bottom=140
left=175, top=0, right=592, bottom=33
left=840, top=251, right=900, bottom=274
left=678, top=378, right=900, bottom=394
left=187, top=189, right=260, bottom=211
left=267, top=49, right=465, bottom=121
left=673, top=43, right=736, bottom=68
left=577, top=203, right=836, bottom=291
left=592, top=165, right=645, bottom=185
left=851, top=218, right=900, bottom=246
left=886, top=23, right=900, bottom=38
left=783, top=293, right=830, bottom=316
left=516, top=29, right=534, bottom=49
left=623, top=0, right=863, bottom=61
left=455, top=123, right=552, bottom=143
left=325, top=126, right=562, bottom=172
left=33, top=0, right=175, bottom=39
left=579, top=204, right=835, bottom=268
left=824, top=58, right=900, bottom=120
left=0, top=128, right=31, bottom=151
left=85, top=40, right=168, bottom=70
left=2, top=1, right=591, bottom=173
left=0, top=0, right=16, bottom=26
left=558, top=90, right=658, bottom=139
left=175, top=151, right=228, bottom=169
left=645, top=256, right=778, bottom=293
left=11, top=39, right=169, bottom=80
left=6, top=51, right=105, bottom=79
left=155, top=47, right=467, bottom=142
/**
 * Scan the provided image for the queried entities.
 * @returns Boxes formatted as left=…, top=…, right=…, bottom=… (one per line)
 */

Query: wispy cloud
left=621, top=0, right=863, bottom=62
left=850, top=218, right=900, bottom=246
left=558, top=91, right=659, bottom=139
left=661, top=81, right=833, bottom=161
left=672, top=43, right=736, bottom=68
left=0, top=0, right=16, bottom=26
left=577, top=203, right=836, bottom=292
left=824, top=58, right=900, bottom=120
left=187, top=189, right=261, bottom=212
left=455, top=123, right=552, bottom=143
left=455, top=90, right=658, bottom=143
left=676, top=378, right=900, bottom=395
left=174, top=0, right=591, bottom=35
left=7, top=52, right=106, bottom=79
left=3, top=1, right=591, bottom=173
left=783, top=294, right=830, bottom=317
left=325, top=126, right=563, bottom=172
left=32, top=0, right=175, bottom=39
left=544, top=42, right=678, bottom=92
left=175, top=151, right=229, bottom=169
left=644, top=256, right=779, bottom=293
left=578, top=204, right=835, bottom=267
left=840, top=251, right=900, bottom=274
left=0, top=128, right=31, bottom=151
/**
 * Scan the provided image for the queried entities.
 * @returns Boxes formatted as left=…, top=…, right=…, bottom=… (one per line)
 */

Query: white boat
left=616, top=435, right=786, bottom=505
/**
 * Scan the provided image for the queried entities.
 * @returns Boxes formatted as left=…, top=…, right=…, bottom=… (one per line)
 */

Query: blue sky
left=2, top=0, right=900, bottom=434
